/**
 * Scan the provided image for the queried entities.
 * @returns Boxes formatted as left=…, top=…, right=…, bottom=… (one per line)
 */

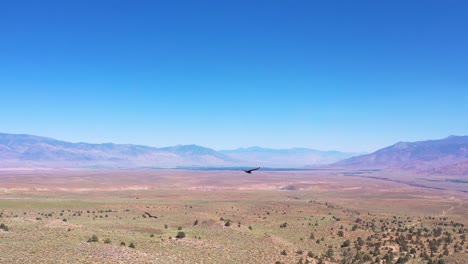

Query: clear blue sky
left=1, top=1, right=467, bottom=152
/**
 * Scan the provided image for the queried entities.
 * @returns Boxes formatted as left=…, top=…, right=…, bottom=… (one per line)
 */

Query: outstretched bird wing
left=250, top=167, right=260, bottom=172
left=244, top=167, right=260, bottom=173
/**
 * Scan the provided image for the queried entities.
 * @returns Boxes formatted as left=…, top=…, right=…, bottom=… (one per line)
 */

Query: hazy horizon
left=1, top=131, right=465, bottom=154
left=2, top=1, right=467, bottom=152
left=1, top=131, right=365, bottom=153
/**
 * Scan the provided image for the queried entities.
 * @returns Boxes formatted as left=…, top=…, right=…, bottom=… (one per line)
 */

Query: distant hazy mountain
left=160, top=145, right=237, bottom=165
left=335, top=136, right=468, bottom=175
left=0, top=133, right=354, bottom=168
left=0, top=133, right=234, bottom=168
left=220, top=147, right=359, bottom=167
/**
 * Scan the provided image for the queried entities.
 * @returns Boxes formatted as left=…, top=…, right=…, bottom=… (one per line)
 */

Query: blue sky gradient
left=1, top=1, right=467, bottom=152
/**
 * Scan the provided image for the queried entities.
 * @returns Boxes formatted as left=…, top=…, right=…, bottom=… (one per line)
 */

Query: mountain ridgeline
left=334, top=135, right=468, bottom=175
left=2, top=133, right=467, bottom=175
left=0, top=133, right=355, bottom=168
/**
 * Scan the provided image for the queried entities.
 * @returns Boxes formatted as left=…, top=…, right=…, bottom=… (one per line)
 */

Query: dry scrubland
left=0, top=169, right=467, bottom=264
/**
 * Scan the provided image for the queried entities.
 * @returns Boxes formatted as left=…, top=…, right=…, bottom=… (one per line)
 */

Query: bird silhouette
left=144, top=212, right=158, bottom=219
left=243, top=167, right=260, bottom=174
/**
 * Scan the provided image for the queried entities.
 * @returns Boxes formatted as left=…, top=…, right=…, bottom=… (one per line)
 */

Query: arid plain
left=0, top=169, right=467, bottom=264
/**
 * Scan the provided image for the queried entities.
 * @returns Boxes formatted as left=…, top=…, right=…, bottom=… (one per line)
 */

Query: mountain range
left=335, top=135, right=468, bottom=176
left=0, top=133, right=356, bottom=168
left=2, top=132, right=467, bottom=175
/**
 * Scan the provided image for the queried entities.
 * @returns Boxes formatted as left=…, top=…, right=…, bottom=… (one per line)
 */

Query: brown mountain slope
left=334, top=135, right=468, bottom=175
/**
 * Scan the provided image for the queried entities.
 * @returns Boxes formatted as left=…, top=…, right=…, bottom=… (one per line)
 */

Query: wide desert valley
left=1, top=167, right=466, bottom=264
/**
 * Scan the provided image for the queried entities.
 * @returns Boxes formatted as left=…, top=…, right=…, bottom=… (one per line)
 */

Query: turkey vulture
left=243, top=167, right=260, bottom=174
left=144, top=212, right=158, bottom=219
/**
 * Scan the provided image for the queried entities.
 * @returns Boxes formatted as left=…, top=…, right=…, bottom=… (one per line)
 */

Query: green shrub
left=176, top=231, right=186, bottom=239
left=341, top=240, right=351, bottom=247
left=0, top=223, right=9, bottom=231
left=87, top=235, right=99, bottom=243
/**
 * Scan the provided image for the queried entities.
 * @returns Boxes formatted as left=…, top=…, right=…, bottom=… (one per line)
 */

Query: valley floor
left=0, top=169, right=467, bottom=264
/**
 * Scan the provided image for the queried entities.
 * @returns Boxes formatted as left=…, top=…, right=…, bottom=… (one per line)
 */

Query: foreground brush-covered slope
left=1, top=169, right=467, bottom=264
left=0, top=133, right=353, bottom=168
left=335, top=135, right=468, bottom=175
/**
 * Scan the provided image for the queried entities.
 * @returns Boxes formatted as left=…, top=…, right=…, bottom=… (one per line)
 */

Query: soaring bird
left=144, top=212, right=158, bottom=219
left=243, top=167, right=260, bottom=174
